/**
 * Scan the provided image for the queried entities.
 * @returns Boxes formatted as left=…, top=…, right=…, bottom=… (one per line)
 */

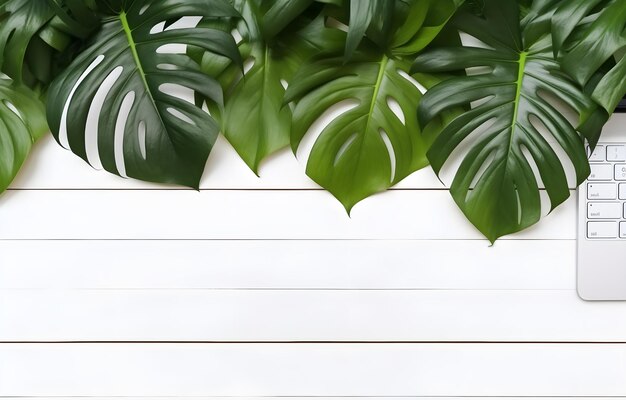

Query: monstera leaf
left=197, top=0, right=342, bottom=173
left=343, top=0, right=394, bottom=59
left=0, top=0, right=95, bottom=86
left=552, top=0, right=626, bottom=113
left=413, top=0, right=609, bottom=242
left=0, top=0, right=58, bottom=84
left=285, top=0, right=461, bottom=212
left=46, top=0, right=242, bottom=188
left=261, top=0, right=315, bottom=40
left=343, top=0, right=465, bottom=59
left=0, top=80, right=47, bottom=194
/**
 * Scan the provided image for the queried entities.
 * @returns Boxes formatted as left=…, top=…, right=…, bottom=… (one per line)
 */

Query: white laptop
left=577, top=97, right=626, bottom=300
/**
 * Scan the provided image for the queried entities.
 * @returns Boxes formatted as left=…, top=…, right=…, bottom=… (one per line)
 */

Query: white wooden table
left=1, top=114, right=625, bottom=398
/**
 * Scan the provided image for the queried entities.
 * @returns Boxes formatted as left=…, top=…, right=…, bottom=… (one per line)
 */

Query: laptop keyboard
left=586, top=143, right=626, bottom=239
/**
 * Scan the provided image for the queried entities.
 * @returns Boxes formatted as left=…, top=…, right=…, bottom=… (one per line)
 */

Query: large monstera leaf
left=198, top=0, right=340, bottom=173
left=552, top=0, right=626, bottom=113
left=285, top=0, right=461, bottom=212
left=413, top=0, right=609, bottom=242
left=0, top=80, right=47, bottom=194
left=46, top=0, right=241, bottom=188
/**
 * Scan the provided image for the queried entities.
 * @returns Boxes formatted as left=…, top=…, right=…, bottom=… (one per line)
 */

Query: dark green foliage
left=0, top=0, right=624, bottom=242
left=413, top=0, right=610, bottom=241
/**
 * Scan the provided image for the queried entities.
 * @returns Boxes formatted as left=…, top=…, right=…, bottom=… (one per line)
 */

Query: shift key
left=588, top=202, right=622, bottom=219
left=587, top=221, right=618, bottom=239
left=589, top=164, right=613, bottom=180
left=588, top=183, right=617, bottom=199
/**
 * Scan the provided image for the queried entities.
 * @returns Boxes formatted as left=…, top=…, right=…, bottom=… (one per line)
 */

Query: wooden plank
left=1, top=344, right=625, bottom=396
left=0, top=190, right=575, bottom=240
left=2, top=290, right=624, bottom=342
left=12, top=398, right=625, bottom=400
left=0, top=240, right=574, bottom=290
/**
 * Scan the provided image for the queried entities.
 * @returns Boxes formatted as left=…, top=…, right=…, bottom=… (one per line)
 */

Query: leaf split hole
left=59, top=54, right=105, bottom=149
left=157, top=43, right=187, bottom=54
left=536, top=88, right=578, bottom=128
left=379, top=129, right=397, bottom=183
left=334, top=133, right=358, bottom=166
left=201, top=100, right=211, bottom=115
left=164, top=16, right=202, bottom=31
left=439, top=117, right=498, bottom=184
left=113, top=91, right=136, bottom=178
left=519, top=143, right=544, bottom=192
left=326, top=17, right=349, bottom=32
left=157, top=63, right=179, bottom=71
left=397, top=70, right=427, bottom=94
left=159, top=83, right=195, bottom=103
left=386, top=96, right=405, bottom=125
left=468, top=149, right=496, bottom=191
left=515, top=186, right=522, bottom=225
left=280, top=79, right=289, bottom=90
left=243, top=58, right=256, bottom=75
left=139, top=4, right=150, bottom=15
left=528, top=114, right=578, bottom=188
left=232, top=29, right=243, bottom=44
left=459, top=31, right=497, bottom=50
left=470, top=95, right=495, bottom=109
left=466, top=66, right=493, bottom=76
left=137, top=120, right=147, bottom=160
left=85, top=65, right=124, bottom=171
left=2, top=100, right=23, bottom=122
left=167, top=107, right=195, bottom=125
left=150, top=21, right=166, bottom=34
left=297, top=99, right=359, bottom=161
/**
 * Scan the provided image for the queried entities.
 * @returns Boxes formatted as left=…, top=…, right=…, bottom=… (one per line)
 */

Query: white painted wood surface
left=1, top=114, right=625, bottom=397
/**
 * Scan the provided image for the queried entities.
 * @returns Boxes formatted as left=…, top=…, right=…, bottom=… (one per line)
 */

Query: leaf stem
left=368, top=54, right=389, bottom=123
left=512, top=51, right=528, bottom=126
left=120, top=11, right=150, bottom=97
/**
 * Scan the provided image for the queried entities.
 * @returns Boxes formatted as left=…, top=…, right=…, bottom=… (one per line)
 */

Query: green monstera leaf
left=46, top=0, right=242, bottom=188
left=0, top=79, right=47, bottom=194
left=552, top=0, right=626, bottom=113
left=343, top=0, right=394, bottom=59
left=285, top=0, right=461, bottom=212
left=196, top=0, right=343, bottom=173
left=412, top=0, right=609, bottom=242
left=0, top=0, right=96, bottom=86
left=343, top=0, right=465, bottom=59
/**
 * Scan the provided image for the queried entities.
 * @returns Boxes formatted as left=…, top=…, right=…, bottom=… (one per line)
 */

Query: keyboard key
left=616, top=164, right=626, bottom=181
left=588, top=183, right=617, bottom=200
left=607, top=145, right=626, bottom=161
left=620, top=222, right=626, bottom=238
left=588, top=145, right=605, bottom=162
left=587, top=221, right=618, bottom=239
left=589, top=164, right=613, bottom=180
left=620, top=183, right=626, bottom=200
left=588, top=202, right=621, bottom=219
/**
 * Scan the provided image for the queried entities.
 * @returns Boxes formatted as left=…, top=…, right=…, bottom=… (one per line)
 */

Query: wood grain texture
left=0, top=240, right=574, bottom=289
left=3, top=290, right=625, bottom=342
left=0, top=189, right=575, bottom=240
left=15, top=398, right=626, bottom=400
left=1, top=344, right=625, bottom=396
left=1, top=112, right=624, bottom=396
